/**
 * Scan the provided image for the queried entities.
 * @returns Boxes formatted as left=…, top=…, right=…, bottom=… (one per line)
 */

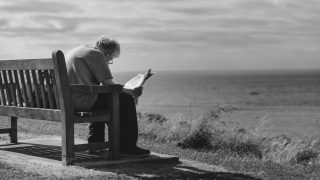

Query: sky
left=0, top=0, right=320, bottom=72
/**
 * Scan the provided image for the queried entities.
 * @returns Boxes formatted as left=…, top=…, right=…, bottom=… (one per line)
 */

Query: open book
left=124, top=69, right=154, bottom=104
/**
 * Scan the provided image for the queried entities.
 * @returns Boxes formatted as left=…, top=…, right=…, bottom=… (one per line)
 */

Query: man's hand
left=122, top=87, right=143, bottom=97
left=133, top=87, right=143, bottom=97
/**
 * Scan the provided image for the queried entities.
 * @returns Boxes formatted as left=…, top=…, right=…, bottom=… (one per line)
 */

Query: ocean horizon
left=113, top=69, right=320, bottom=110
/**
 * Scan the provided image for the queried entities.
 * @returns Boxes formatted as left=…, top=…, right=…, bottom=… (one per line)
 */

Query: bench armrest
left=70, top=84, right=123, bottom=93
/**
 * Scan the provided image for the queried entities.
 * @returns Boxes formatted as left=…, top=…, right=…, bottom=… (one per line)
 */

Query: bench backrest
left=0, top=50, right=72, bottom=121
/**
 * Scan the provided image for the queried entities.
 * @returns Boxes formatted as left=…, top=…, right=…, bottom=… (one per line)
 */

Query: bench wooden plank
left=7, top=70, right=17, bottom=106
left=25, top=70, right=35, bottom=107
left=37, top=70, right=48, bottom=108
left=50, top=70, right=60, bottom=109
left=13, top=70, right=23, bottom=107
left=19, top=70, right=29, bottom=107
left=0, top=106, right=61, bottom=121
left=0, top=72, right=6, bottom=105
left=2, top=71, right=12, bottom=106
left=31, top=70, right=41, bottom=108
left=44, top=70, right=54, bottom=109
left=0, top=128, right=11, bottom=134
left=0, top=59, right=54, bottom=70
left=53, top=50, right=74, bottom=165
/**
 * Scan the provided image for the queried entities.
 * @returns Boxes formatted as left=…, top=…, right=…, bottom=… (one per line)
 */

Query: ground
left=0, top=135, right=260, bottom=180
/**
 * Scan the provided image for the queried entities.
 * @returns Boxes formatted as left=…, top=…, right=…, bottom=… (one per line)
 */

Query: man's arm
left=122, top=88, right=135, bottom=96
left=101, top=79, right=114, bottom=85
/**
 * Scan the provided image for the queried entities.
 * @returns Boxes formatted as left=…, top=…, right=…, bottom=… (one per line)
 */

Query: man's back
left=65, top=45, right=113, bottom=111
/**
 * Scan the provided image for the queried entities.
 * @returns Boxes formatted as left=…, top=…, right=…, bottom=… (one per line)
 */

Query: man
left=65, top=35, right=150, bottom=157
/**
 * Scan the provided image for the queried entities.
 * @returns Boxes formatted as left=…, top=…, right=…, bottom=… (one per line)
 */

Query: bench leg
left=9, top=116, right=17, bottom=143
left=61, top=118, right=74, bottom=165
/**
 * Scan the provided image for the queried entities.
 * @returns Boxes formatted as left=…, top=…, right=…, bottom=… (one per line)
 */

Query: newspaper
left=124, top=69, right=154, bottom=89
left=124, top=69, right=154, bottom=104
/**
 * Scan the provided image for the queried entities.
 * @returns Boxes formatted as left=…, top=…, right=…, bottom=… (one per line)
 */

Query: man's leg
left=89, top=92, right=149, bottom=156
left=88, top=94, right=109, bottom=144
left=88, top=122, right=105, bottom=143
left=119, top=93, right=150, bottom=156
left=119, top=93, right=138, bottom=151
left=87, top=93, right=139, bottom=146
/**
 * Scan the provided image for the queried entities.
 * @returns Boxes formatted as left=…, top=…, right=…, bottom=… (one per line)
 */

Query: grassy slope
left=139, top=138, right=319, bottom=180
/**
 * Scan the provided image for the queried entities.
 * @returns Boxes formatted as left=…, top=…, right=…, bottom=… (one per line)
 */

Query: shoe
left=120, top=146, right=151, bottom=157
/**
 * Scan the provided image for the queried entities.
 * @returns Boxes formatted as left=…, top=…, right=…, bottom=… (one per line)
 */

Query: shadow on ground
left=0, top=142, right=260, bottom=180
left=96, top=162, right=261, bottom=180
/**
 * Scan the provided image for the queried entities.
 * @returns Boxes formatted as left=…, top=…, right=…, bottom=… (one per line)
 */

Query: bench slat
left=74, top=142, right=110, bottom=152
left=0, top=106, right=61, bottom=121
left=2, top=71, right=12, bottom=106
left=0, top=59, right=54, bottom=70
left=25, top=70, right=35, bottom=107
left=0, top=72, right=6, bottom=105
left=0, top=128, right=11, bottom=134
left=50, top=70, right=60, bottom=109
left=31, top=70, right=41, bottom=108
left=13, top=70, right=23, bottom=107
left=7, top=70, right=17, bottom=106
left=44, top=70, right=54, bottom=109
left=19, top=70, right=29, bottom=107
left=37, top=70, right=48, bottom=108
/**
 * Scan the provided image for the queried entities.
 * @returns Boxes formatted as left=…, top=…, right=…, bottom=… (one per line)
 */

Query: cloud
left=0, top=19, right=9, bottom=27
left=0, top=0, right=319, bottom=70
left=234, top=0, right=275, bottom=9
left=162, top=6, right=228, bottom=16
left=0, top=15, right=81, bottom=36
left=0, top=0, right=85, bottom=37
left=0, top=0, right=82, bottom=13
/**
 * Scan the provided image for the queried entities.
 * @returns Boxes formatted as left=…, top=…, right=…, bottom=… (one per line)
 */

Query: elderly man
left=65, top=36, right=150, bottom=157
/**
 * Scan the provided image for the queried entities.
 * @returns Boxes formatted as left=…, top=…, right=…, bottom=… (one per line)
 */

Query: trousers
left=88, top=93, right=138, bottom=151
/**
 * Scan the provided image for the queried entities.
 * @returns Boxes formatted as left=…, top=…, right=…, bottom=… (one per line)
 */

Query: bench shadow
left=95, top=162, right=261, bottom=180
left=0, top=142, right=261, bottom=180
left=0, top=142, right=105, bottom=162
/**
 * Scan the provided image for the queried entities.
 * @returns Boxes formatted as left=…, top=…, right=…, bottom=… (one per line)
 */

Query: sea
left=113, top=69, right=320, bottom=138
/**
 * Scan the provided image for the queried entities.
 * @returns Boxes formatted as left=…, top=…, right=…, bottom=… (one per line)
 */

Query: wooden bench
left=0, top=50, right=122, bottom=165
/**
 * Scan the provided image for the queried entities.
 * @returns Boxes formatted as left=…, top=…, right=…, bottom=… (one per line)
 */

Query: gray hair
left=95, top=35, right=120, bottom=58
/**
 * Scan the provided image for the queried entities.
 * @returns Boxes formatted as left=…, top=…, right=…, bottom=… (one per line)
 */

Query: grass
left=0, top=161, right=43, bottom=179
left=0, top=105, right=319, bottom=179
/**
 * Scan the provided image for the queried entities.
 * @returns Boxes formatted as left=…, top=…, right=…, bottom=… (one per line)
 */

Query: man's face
left=104, top=50, right=114, bottom=64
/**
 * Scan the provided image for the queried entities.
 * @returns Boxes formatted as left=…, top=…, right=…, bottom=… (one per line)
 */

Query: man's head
left=95, top=35, right=120, bottom=63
